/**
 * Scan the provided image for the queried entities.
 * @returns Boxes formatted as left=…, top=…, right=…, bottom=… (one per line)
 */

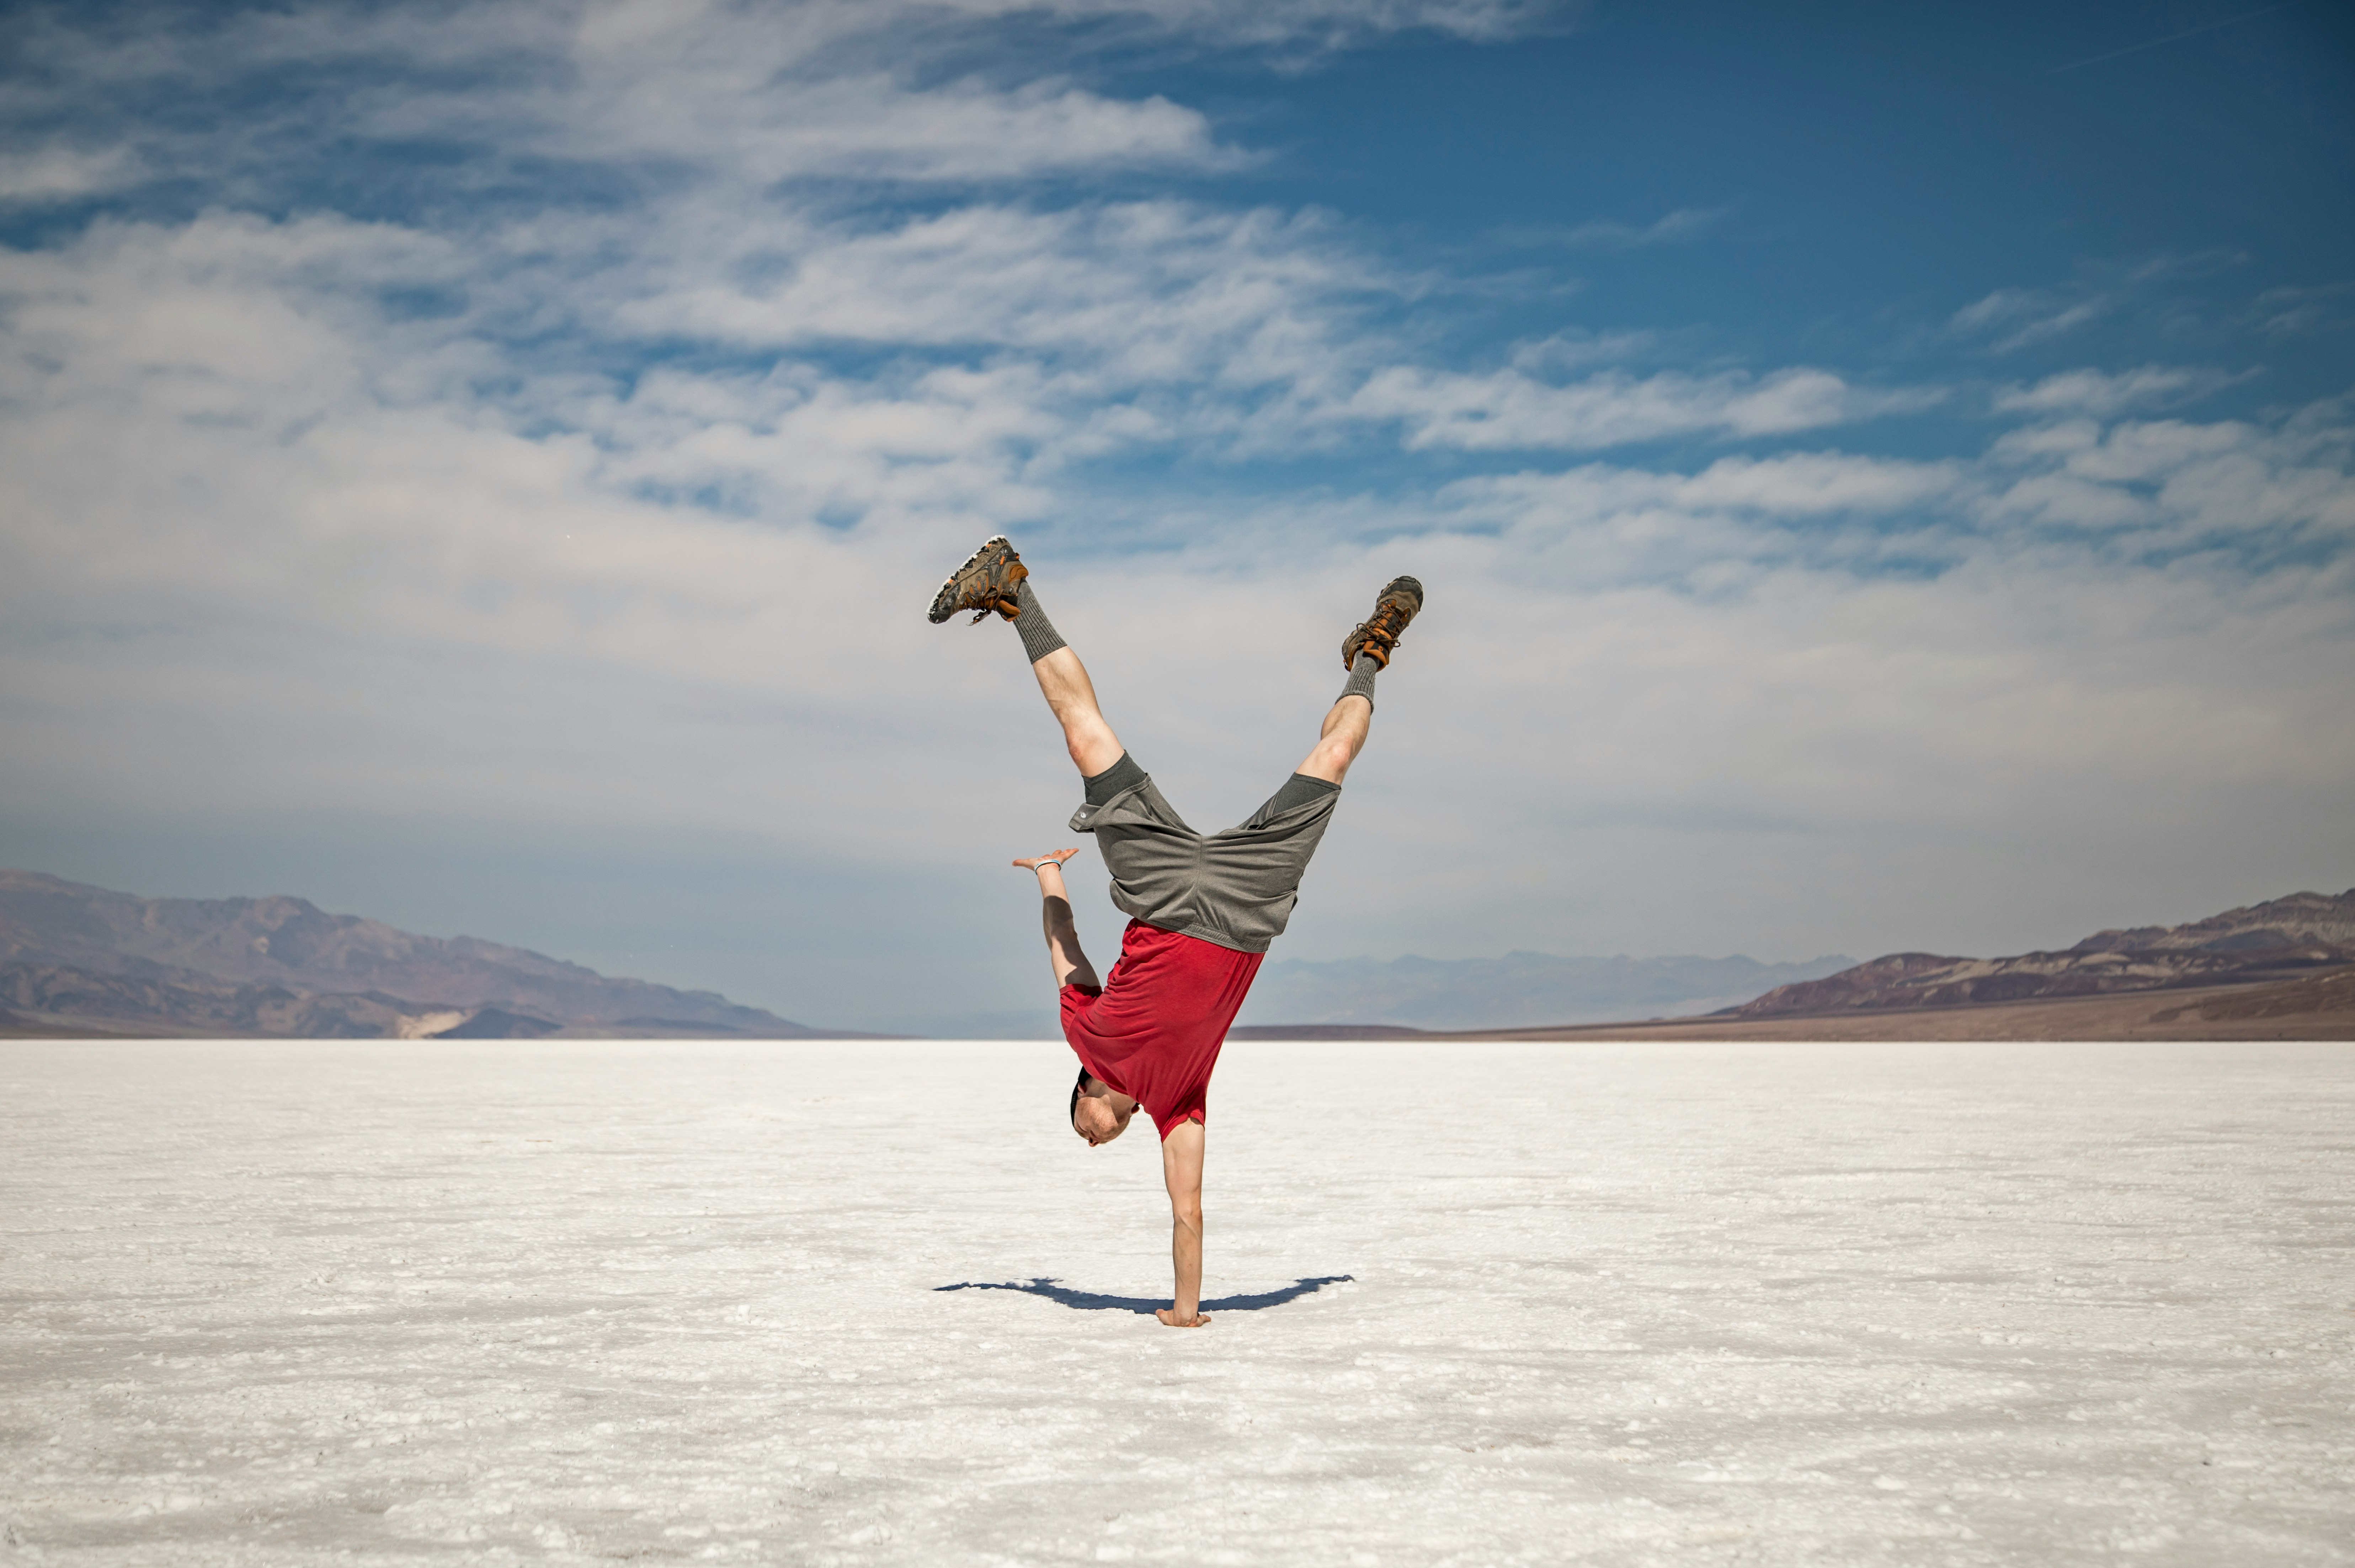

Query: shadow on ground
left=935, top=1274, right=1353, bottom=1314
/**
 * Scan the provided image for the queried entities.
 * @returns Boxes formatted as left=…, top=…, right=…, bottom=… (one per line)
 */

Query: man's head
left=1070, top=1070, right=1136, bottom=1146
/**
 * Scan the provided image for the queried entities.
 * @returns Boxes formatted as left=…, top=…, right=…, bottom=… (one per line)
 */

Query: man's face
left=1072, top=1087, right=1134, bottom=1146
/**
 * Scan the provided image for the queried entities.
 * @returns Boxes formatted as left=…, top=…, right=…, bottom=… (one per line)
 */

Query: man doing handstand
left=928, top=537, right=1422, bottom=1327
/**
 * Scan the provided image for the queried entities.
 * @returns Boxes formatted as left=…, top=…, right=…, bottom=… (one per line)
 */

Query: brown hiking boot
left=927, top=534, right=1029, bottom=624
left=1342, top=575, right=1423, bottom=669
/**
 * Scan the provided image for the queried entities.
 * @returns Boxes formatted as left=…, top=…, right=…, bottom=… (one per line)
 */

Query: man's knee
left=1302, top=734, right=1357, bottom=783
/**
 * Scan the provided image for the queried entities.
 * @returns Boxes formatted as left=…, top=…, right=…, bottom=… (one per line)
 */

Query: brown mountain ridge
left=1726, top=888, right=2355, bottom=1019
left=0, top=869, right=875, bottom=1039
left=1235, top=889, right=2355, bottom=1040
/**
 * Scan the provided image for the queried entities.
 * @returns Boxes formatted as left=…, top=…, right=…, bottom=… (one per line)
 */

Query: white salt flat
left=2, top=1037, right=2348, bottom=1563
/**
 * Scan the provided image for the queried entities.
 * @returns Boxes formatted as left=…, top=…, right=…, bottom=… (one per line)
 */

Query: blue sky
left=1, top=0, right=2350, bottom=1032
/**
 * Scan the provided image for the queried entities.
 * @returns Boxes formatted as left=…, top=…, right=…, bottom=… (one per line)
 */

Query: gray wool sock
left=1012, top=579, right=1067, bottom=664
left=1338, top=651, right=1380, bottom=710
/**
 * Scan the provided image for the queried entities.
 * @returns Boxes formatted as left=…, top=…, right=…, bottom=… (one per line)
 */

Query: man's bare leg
left=1030, top=647, right=1125, bottom=779
left=1289, top=575, right=1417, bottom=786
left=1293, top=689, right=1373, bottom=786
left=1011, top=849, right=1098, bottom=990
left=1157, top=1120, right=1208, bottom=1327
left=929, top=538, right=1124, bottom=779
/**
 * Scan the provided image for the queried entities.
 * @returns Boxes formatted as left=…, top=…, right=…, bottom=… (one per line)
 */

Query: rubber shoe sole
left=928, top=535, right=1029, bottom=624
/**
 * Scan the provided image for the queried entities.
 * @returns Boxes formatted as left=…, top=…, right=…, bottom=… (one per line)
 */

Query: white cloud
left=1973, top=409, right=2355, bottom=562
left=2253, top=280, right=2355, bottom=339
left=4, top=0, right=1555, bottom=200
left=0, top=145, right=142, bottom=202
left=1991, top=365, right=2240, bottom=418
left=1506, top=330, right=1657, bottom=371
left=998, top=0, right=1566, bottom=47
left=1416, top=451, right=1973, bottom=594
left=536, top=60, right=1234, bottom=183
left=1507, top=207, right=1726, bottom=249
left=595, top=200, right=1364, bottom=378
left=1347, top=365, right=1934, bottom=450
left=1951, top=285, right=2111, bottom=353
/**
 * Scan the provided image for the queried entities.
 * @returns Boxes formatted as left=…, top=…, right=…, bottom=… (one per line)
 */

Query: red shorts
left=1061, top=920, right=1266, bottom=1140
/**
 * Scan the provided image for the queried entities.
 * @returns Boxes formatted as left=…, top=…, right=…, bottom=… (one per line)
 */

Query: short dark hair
left=1069, top=1068, right=1090, bottom=1124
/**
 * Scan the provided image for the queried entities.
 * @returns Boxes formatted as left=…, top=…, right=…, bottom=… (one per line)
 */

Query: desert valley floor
left=2, top=1038, right=2349, bottom=1565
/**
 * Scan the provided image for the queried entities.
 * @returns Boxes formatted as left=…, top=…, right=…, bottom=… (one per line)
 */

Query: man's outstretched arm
left=1015, top=850, right=1099, bottom=990
left=1157, top=1120, right=1208, bottom=1327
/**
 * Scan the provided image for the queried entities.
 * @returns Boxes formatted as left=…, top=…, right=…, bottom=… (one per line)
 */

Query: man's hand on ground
left=1155, top=1308, right=1211, bottom=1328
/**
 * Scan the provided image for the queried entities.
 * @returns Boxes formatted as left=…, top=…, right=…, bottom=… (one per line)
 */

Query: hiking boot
left=1341, top=575, right=1423, bottom=669
left=927, top=534, right=1029, bottom=624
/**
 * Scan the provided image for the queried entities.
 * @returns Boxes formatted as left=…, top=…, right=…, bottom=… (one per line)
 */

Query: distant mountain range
left=1727, top=889, right=2355, bottom=1018
left=1226, top=889, right=2355, bottom=1039
left=7, top=867, right=2348, bottom=1041
left=0, top=870, right=873, bottom=1039
left=1236, top=951, right=1856, bottom=1031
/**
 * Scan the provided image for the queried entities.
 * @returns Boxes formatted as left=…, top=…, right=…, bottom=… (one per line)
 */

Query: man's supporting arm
left=1157, top=1120, right=1208, bottom=1327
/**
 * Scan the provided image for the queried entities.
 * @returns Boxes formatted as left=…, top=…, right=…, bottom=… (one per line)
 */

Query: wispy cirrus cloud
left=1346, top=364, right=1938, bottom=450
left=1498, top=205, right=1728, bottom=250
left=1951, top=285, right=2112, bottom=353
left=1992, top=365, right=2245, bottom=418
left=2253, top=280, right=2355, bottom=340
left=1949, top=253, right=2253, bottom=357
